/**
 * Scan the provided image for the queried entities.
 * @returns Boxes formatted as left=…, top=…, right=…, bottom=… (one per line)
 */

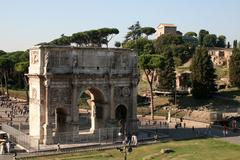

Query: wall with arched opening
left=28, top=46, right=138, bottom=144
left=76, top=87, right=107, bottom=132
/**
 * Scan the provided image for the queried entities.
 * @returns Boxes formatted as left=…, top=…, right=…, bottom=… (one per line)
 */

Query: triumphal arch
left=28, top=45, right=138, bottom=144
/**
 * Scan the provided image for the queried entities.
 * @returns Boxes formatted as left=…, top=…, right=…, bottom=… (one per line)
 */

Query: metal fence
left=1, top=123, right=171, bottom=153
left=1, top=123, right=39, bottom=152
left=52, top=127, right=121, bottom=144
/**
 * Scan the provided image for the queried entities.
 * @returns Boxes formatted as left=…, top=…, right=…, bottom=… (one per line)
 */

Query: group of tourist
left=123, top=133, right=138, bottom=146
left=139, top=120, right=169, bottom=128
left=0, top=96, right=29, bottom=123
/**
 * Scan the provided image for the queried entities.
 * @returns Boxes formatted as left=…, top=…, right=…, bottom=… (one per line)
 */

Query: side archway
left=55, top=108, right=68, bottom=132
left=77, top=87, right=106, bottom=132
left=115, top=105, right=127, bottom=134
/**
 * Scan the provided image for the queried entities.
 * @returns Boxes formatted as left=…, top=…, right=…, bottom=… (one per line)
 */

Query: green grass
left=22, top=139, right=240, bottom=160
left=8, top=89, right=27, bottom=100
left=215, top=65, right=228, bottom=80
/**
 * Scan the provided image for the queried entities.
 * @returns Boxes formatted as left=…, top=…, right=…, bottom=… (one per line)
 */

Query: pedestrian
left=6, top=140, right=10, bottom=153
left=131, top=134, right=138, bottom=146
left=183, top=122, right=186, bottom=128
left=57, top=143, right=61, bottom=152
left=223, top=125, right=228, bottom=136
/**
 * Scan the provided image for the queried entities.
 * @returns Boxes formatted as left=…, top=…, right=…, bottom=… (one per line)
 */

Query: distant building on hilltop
left=156, top=23, right=180, bottom=38
left=208, top=47, right=233, bottom=67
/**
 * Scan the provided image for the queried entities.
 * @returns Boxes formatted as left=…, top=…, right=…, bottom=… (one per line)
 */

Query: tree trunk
left=144, top=69, right=155, bottom=120
left=149, top=84, right=154, bottom=120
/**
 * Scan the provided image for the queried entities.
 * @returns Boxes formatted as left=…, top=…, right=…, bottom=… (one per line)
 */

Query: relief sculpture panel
left=31, top=51, right=39, bottom=64
left=50, top=87, right=71, bottom=105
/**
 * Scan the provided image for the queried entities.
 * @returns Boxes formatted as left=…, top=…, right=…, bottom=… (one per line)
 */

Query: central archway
left=115, top=105, right=127, bottom=134
left=78, top=87, right=105, bottom=133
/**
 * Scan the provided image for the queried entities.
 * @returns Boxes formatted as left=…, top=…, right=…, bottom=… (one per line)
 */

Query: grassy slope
left=8, top=89, right=27, bottom=100
left=24, top=139, right=240, bottom=160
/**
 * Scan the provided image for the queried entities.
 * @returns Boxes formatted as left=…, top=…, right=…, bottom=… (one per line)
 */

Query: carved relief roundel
left=122, top=87, right=130, bottom=96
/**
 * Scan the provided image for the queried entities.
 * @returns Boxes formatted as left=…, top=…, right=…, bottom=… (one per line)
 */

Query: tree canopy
left=140, top=27, right=156, bottom=38
left=190, top=47, right=217, bottom=98
left=124, top=21, right=142, bottom=42
left=199, top=29, right=209, bottom=46
left=184, top=32, right=197, bottom=37
left=155, top=33, right=194, bottom=66
left=202, top=34, right=217, bottom=47
left=157, top=49, right=176, bottom=91
left=139, top=52, right=164, bottom=120
left=43, top=28, right=119, bottom=47
left=0, top=50, right=29, bottom=96
left=216, top=35, right=226, bottom=48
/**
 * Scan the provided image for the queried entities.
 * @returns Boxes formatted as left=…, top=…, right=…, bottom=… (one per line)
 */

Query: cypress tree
left=190, top=47, right=217, bottom=98
left=229, top=49, right=240, bottom=87
left=157, top=49, right=176, bottom=91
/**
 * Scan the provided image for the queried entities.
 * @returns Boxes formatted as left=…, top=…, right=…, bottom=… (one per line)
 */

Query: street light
left=117, top=132, right=133, bottom=160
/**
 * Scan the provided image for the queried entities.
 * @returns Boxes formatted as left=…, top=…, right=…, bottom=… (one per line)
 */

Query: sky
left=1, top=0, right=240, bottom=52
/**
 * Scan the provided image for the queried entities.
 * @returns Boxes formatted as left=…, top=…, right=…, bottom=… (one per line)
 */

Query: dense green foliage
left=184, top=32, right=197, bottom=37
left=199, top=29, right=209, bottom=46
left=123, top=37, right=154, bottom=56
left=0, top=50, right=29, bottom=95
left=216, top=35, right=226, bottom=48
left=139, top=52, right=164, bottom=120
left=190, top=47, right=217, bottom=98
left=233, top=40, right=238, bottom=49
left=199, top=29, right=226, bottom=48
left=203, top=34, right=217, bottom=47
left=229, top=49, right=240, bottom=87
left=155, top=33, right=194, bottom=66
left=157, top=49, right=176, bottom=91
left=124, top=21, right=142, bottom=42
left=123, top=22, right=161, bottom=120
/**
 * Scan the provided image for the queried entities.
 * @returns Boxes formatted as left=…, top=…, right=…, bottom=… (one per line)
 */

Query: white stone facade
left=28, top=46, right=138, bottom=144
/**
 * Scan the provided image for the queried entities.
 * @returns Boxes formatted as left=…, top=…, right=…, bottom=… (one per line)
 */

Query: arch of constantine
left=28, top=46, right=138, bottom=144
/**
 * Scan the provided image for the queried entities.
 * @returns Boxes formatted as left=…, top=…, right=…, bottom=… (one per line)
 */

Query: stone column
left=43, top=79, right=53, bottom=145
left=90, top=101, right=96, bottom=133
left=71, top=82, right=79, bottom=136
left=130, top=81, right=138, bottom=133
left=110, top=82, right=115, bottom=120
left=132, top=82, right=137, bottom=120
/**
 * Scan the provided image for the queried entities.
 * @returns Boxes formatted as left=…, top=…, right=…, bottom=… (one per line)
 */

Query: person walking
left=131, top=134, right=138, bottom=146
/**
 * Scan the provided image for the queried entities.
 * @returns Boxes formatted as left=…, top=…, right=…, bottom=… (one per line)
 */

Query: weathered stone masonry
left=27, top=46, right=138, bottom=144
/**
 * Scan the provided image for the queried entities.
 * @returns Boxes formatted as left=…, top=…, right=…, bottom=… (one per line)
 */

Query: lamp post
left=117, top=132, right=132, bottom=160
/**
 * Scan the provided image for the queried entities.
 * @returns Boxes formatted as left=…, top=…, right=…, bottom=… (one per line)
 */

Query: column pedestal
left=43, top=124, right=53, bottom=145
